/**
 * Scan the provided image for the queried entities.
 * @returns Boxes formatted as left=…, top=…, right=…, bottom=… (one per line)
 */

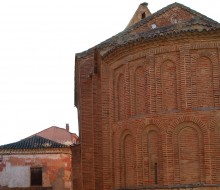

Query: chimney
left=125, top=2, right=151, bottom=29
left=66, top=123, right=69, bottom=132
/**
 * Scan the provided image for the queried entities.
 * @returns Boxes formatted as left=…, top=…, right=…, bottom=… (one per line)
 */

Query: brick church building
left=74, top=2, right=220, bottom=190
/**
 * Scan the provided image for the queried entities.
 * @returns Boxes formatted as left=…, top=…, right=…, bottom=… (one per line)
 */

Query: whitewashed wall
left=0, top=162, right=30, bottom=187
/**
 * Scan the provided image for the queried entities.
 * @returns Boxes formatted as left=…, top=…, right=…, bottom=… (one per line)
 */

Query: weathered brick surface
left=72, top=145, right=82, bottom=190
left=103, top=41, right=220, bottom=189
left=74, top=3, right=220, bottom=190
left=134, top=6, right=194, bottom=34
left=0, top=152, right=72, bottom=190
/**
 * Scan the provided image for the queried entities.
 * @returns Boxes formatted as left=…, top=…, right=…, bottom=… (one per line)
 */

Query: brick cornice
left=103, top=31, right=220, bottom=63
left=0, top=147, right=72, bottom=155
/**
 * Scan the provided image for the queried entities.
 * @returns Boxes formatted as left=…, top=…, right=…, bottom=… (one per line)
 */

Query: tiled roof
left=34, top=126, right=78, bottom=145
left=76, top=2, right=220, bottom=59
left=0, top=135, right=68, bottom=150
left=104, top=17, right=220, bottom=57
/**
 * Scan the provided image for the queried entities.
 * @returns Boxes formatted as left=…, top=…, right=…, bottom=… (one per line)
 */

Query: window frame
left=30, top=167, right=43, bottom=186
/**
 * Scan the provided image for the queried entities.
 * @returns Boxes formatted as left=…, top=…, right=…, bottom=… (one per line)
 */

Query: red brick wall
left=78, top=55, right=95, bottom=190
left=76, top=54, right=103, bottom=190
left=179, top=126, right=200, bottom=183
left=75, top=5, right=220, bottom=189
left=76, top=36, right=220, bottom=189
left=72, top=145, right=82, bottom=190
left=133, top=6, right=194, bottom=34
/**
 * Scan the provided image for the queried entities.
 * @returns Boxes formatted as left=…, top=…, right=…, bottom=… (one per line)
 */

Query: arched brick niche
left=112, top=132, right=116, bottom=189
left=161, top=60, right=177, bottom=111
left=114, top=72, right=126, bottom=122
left=134, top=66, right=147, bottom=115
left=190, top=49, right=219, bottom=109
left=155, top=51, right=180, bottom=113
left=128, top=56, right=150, bottom=117
left=192, top=56, right=213, bottom=108
left=120, top=130, right=136, bottom=188
left=112, top=62, right=129, bottom=122
left=142, top=125, right=163, bottom=185
left=215, top=121, right=220, bottom=183
left=117, top=74, right=126, bottom=121
left=196, top=57, right=213, bottom=107
left=172, top=122, right=205, bottom=184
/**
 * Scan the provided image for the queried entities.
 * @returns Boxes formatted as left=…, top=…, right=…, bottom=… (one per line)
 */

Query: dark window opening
left=141, top=12, right=146, bottom=19
left=154, top=163, right=158, bottom=184
left=31, top=167, right=42, bottom=186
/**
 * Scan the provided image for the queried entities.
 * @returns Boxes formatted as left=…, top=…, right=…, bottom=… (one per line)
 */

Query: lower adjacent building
left=0, top=135, right=73, bottom=190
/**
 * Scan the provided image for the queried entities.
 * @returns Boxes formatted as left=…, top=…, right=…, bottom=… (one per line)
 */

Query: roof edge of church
left=75, top=2, right=219, bottom=59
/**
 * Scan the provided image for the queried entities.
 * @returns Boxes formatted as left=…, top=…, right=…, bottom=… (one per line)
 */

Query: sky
left=0, top=0, right=219, bottom=145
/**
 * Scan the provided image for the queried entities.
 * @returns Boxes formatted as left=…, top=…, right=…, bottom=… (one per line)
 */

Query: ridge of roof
left=75, top=2, right=219, bottom=59
left=128, top=2, right=218, bottom=32
left=34, top=126, right=78, bottom=137
left=0, top=135, right=69, bottom=150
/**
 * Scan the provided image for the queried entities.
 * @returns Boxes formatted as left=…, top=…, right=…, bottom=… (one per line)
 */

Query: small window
left=0, top=155, right=3, bottom=162
left=31, top=167, right=42, bottom=186
left=141, top=12, right=146, bottom=19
